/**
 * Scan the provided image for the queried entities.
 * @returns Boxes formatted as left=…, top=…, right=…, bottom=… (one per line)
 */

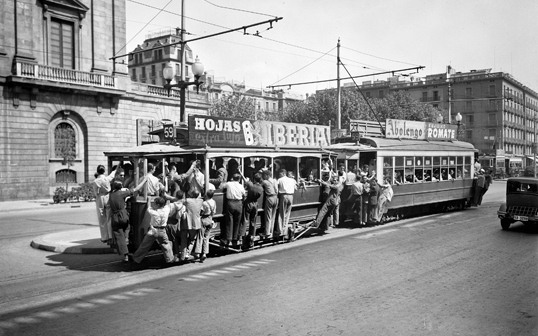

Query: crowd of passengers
left=93, top=156, right=491, bottom=266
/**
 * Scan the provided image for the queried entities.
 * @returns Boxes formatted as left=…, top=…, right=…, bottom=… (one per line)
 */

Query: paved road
left=3, top=181, right=538, bottom=335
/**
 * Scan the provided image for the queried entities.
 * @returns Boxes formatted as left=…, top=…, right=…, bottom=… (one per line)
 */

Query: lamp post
left=455, top=112, right=462, bottom=139
left=436, top=113, right=443, bottom=124
left=163, top=56, right=205, bottom=123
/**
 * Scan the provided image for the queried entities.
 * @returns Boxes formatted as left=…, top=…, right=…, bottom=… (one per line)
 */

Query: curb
left=30, top=237, right=115, bottom=254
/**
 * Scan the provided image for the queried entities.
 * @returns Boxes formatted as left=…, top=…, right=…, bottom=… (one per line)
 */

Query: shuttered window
left=50, top=19, right=74, bottom=69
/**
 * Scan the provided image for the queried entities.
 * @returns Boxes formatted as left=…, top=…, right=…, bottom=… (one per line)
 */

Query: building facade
left=0, top=0, right=209, bottom=201
left=128, top=28, right=197, bottom=88
left=351, top=68, right=538, bottom=171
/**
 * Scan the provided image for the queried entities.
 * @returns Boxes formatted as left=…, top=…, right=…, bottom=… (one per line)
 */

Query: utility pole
left=447, top=65, right=452, bottom=124
left=336, top=38, right=341, bottom=132
left=179, top=0, right=187, bottom=123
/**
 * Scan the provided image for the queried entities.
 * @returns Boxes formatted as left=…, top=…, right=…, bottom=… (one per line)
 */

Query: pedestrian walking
left=92, top=165, right=116, bottom=244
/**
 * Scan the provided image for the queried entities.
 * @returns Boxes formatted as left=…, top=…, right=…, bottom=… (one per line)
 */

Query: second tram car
left=332, top=119, right=477, bottom=219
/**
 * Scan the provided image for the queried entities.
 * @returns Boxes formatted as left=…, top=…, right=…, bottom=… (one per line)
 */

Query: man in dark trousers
left=367, top=179, right=380, bottom=225
left=311, top=175, right=343, bottom=233
left=221, top=173, right=246, bottom=247
left=238, top=171, right=263, bottom=247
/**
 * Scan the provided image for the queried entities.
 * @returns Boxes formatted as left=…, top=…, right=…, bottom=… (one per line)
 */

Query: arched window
left=54, top=123, right=76, bottom=159
left=56, top=169, right=77, bottom=184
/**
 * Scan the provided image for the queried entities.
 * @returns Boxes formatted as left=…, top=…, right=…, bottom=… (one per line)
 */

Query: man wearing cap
left=472, top=169, right=486, bottom=206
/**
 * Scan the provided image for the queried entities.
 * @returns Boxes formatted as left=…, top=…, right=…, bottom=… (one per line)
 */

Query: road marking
left=178, top=259, right=275, bottom=282
left=354, top=229, right=399, bottom=239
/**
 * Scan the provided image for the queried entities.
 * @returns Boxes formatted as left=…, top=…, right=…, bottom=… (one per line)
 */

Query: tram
left=331, top=119, right=477, bottom=220
left=104, top=115, right=335, bottom=252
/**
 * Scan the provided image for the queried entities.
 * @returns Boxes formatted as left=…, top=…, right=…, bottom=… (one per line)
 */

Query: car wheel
left=501, top=219, right=511, bottom=230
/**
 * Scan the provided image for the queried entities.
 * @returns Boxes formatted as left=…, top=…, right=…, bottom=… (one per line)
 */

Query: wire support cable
left=339, top=59, right=386, bottom=135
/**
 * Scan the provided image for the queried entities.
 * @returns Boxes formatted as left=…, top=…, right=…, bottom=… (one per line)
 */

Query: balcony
left=13, top=61, right=116, bottom=88
left=419, top=96, right=442, bottom=102
left=131, top=83, right=209, bottom=102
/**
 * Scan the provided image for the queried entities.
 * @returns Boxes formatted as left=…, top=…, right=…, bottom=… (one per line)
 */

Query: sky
left=124, top=0, right=538, bottom=97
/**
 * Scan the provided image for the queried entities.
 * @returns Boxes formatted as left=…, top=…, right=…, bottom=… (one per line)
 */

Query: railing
left=131, top=82, right=209, bottom=101
left=16, top=61, right=116, bottom=88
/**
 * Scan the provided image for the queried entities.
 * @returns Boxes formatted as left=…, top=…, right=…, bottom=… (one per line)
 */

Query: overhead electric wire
left=269, top=47, right=336, bottom=87
left=339, top=59, right=385, bottom=134
left=203, top=0, right=276, bottom=17
left=268, top=66, right=424, bottom=89
left=342, top=46, right=421, bottom=67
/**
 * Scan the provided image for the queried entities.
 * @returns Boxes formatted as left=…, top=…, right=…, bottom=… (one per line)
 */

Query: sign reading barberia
left=188, top=115, right=331, bottom=148
left=385, top=118, right=457, bottom=141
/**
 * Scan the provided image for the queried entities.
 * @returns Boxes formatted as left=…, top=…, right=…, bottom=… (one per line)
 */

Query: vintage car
left=497, top=177, right=538, bottom=230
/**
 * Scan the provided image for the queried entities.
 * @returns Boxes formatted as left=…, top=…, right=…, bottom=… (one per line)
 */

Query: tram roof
left=329, top=136, right=476, bottom=152
left=104, top=142, right=335, bottom=158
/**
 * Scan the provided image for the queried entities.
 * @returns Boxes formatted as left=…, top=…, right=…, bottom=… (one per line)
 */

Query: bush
left=52, top=183, right=96, bottom=203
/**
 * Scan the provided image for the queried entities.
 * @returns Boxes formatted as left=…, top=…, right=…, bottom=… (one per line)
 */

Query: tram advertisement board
left=188, top=115, right=331, bottom=148
left=385, top=118, right=458, bottom=141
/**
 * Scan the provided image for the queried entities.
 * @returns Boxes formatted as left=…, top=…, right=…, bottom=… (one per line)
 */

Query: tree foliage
left=209, top=94, right=271, bottom=121
left=278, top=89, right=447, bottom=129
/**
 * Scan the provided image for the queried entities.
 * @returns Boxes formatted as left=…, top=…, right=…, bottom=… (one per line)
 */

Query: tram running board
left=208, top=241, right=242, bottom=253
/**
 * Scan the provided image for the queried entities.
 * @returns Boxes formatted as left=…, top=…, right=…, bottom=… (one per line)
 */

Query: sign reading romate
left=385, top=118, right=458, bottom=141
left=188, top=115, right=331, bottom=148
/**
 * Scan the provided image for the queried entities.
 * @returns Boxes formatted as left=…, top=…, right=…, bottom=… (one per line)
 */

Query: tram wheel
left=500, top=219, right=511, bottom=230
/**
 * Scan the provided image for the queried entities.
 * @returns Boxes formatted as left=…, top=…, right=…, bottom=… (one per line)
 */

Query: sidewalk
left=0, top=198, right=115, bottom=254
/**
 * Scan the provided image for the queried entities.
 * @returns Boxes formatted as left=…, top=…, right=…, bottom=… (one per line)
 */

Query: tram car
left=331, top=119, right=477, bottom=220
left=104, top=115, right=335, bottom=252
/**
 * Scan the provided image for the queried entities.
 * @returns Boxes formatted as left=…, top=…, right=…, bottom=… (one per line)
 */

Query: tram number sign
left=163, top=124, right=175, bottom=140
left=351, top=132, right=361, bottom=141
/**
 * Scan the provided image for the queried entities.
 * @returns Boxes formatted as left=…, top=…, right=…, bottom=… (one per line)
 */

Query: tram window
left=449, top=157, right=456, bottom=166
left=456, top=167, right=463, bottom=179
left=423, top=169, right=432, bottom=182
left=405, top=157, right=414, bottom=167
left=395, top=156, right=404, bottom=167
left=441, top=157, right=448, bottom=166
left=465, top=156, right=471, bottom=165
left=432, top=168, right=441, bottom=181
left=383, top=157, right=393, bottom=168
left=433, top=157, right=440, bottom=166
left=346, top=160, right=358, bottom=174
left=424, top=157, right=432, bottom=166
left=441, top=168, right=448, bottom=180
left=457, top=156, right=463, bottom=165
left=383, top=168, right=393, bottom=185
left=464, top=164, right=471, bottom=178
left=394, top=169, right=405, bottom=185
left=299, top=157, right=319, bottom=180
left=414, top=168, right=424, bottom=182
left=275, top=156, right=298, bottom=180
left=415, top=157, right=423, bottom=167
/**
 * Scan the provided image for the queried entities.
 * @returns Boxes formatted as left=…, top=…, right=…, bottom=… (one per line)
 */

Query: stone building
left=338, top=68, right=538, bottom=171
left=0, top=0, right=209, bottom=201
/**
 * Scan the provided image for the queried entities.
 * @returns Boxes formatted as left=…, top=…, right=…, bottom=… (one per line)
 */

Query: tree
left=209, top=94, right=271, bottom=121
left=278, top=89, right=446, bottom=130
left=55, top=125, right=76, bottom=191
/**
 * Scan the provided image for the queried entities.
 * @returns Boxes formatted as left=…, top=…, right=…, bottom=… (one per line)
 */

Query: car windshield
left=507, top=181, right=538, bottom=193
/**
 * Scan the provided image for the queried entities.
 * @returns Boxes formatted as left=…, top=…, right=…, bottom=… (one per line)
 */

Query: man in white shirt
left=221, top=173, right=246, bottom=247
left=276, top=169, right=297, bottom=236
left=138, top=163, right=165, bottom=196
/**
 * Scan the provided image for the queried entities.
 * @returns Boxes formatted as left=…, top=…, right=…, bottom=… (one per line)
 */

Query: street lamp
left=455, top=112, right=462, bottom=139
left=436, top=113, right=443, bottom=124
left=163, top=56, right=205, bottom=122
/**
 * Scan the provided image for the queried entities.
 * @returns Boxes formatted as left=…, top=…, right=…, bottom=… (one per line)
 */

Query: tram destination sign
left=188, top=115, right=331, bottom=148
left=385, top=118, right=458, bottom=141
